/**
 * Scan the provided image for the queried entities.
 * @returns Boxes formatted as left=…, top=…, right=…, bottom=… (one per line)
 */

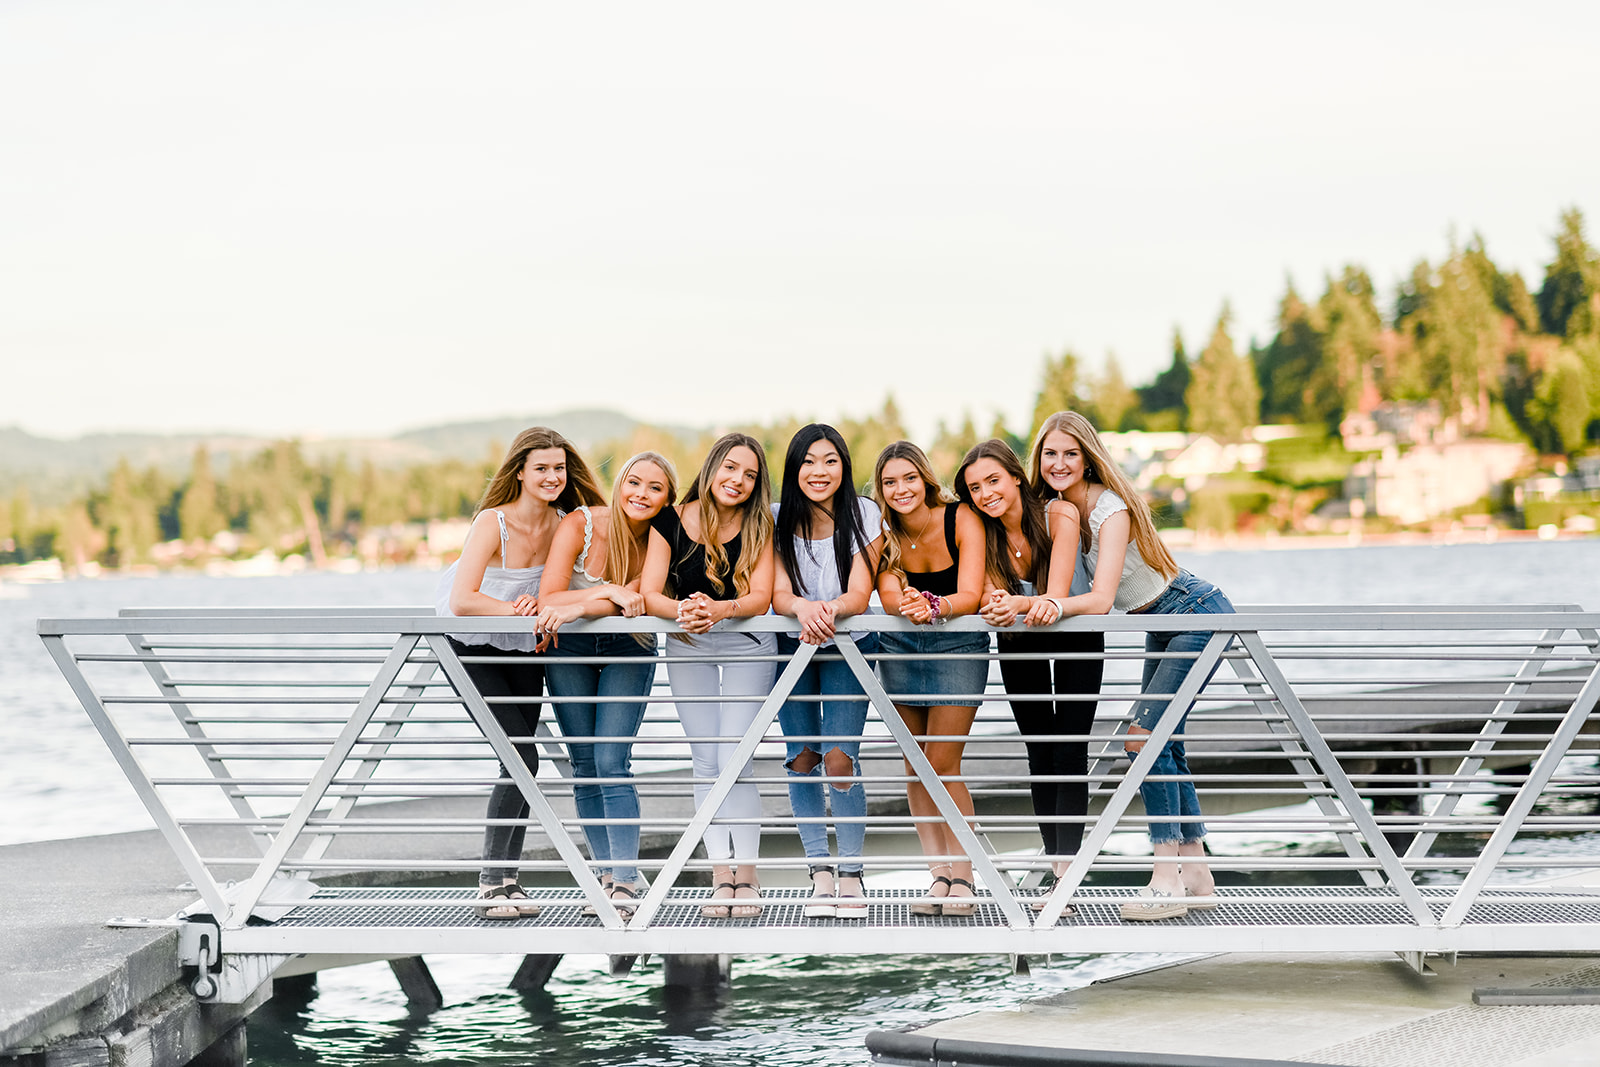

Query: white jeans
left=665, top=629, right=779, bottom=863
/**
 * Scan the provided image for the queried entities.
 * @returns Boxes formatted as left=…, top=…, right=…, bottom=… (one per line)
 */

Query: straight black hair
left=776, top=423, right=868, bottom=598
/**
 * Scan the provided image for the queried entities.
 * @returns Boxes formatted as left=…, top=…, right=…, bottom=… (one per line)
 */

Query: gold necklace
left=907, top=507, right=936, bottom=550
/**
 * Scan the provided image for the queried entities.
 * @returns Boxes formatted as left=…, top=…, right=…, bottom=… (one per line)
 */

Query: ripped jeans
left=775, top=634, right=878, bottom=874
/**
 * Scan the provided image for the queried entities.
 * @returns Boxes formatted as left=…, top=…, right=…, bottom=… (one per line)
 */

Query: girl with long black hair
left=771, top=424, right=883, bottom=919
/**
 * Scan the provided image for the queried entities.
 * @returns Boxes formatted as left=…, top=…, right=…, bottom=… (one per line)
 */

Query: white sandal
left=1120, top=886, right=1188, bottom=922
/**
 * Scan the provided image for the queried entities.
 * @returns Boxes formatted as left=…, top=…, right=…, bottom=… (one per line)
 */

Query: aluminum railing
left=37, top=605, right=1600, bottom=975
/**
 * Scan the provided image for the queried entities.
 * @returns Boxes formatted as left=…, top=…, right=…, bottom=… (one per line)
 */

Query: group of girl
left=439, top=413, right=1235, bottom=923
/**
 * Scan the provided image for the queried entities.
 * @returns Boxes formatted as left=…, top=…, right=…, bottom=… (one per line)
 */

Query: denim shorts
left=877, top=627, right=991, bottom=708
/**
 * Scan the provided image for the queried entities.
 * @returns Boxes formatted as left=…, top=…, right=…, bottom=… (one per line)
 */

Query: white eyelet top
left=1084, top=491, right=1170, bottom=612
left=434, top=508, right=553, bottom=651
left=568, top=505, right=606, bottom=591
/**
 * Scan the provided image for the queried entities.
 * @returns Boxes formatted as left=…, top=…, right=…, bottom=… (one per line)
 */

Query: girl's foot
left=701, top=881, right=735, bottom=919
left=836, top=871, right=868, bottom=919
left=942, top=877, right=977, bottom=918
left=731, top=882, right=763, bottom=919
left=608, top=883, right=640, bottom=918
left=911, top=864, right=953, bottom=916
left=1120, top=886, right=1189, bottom=921
left=477, top=883, right=539, bottom=920
left=804, top=866, right=837, bottom=919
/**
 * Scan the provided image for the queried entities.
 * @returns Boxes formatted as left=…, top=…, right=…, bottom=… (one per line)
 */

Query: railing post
left=626, top=636, right=815, bottom=930
left=835, top=633, right=1030, bottom=929
left=1439, top=645, right=1600, bottom=927
left=1040, top=629, right=1232, bottom=926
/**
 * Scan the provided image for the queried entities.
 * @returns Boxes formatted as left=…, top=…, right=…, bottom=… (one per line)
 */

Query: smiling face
left=519, top=447, right=568, bottom=502
left=713, top=445, right=761, bottom=509
left=617, top=458, right=671, bottom=522
left=878, top=457, right=927, bottom=516
left=797, top=438, right=843, bottom=506
left=963, top=456, right=1022, bottom=521
left=1037, top=430, right=1087, bottom=495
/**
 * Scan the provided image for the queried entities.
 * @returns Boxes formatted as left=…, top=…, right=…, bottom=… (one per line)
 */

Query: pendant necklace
left=908, top=508, right=936, bottom=549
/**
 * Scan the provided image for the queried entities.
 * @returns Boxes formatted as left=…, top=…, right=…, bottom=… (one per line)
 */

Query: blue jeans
left=776, top=633, right=878, bottom=873
left=1126, top=570, right=1234, bottom=845
left=545, top=632, right=658, bottom=885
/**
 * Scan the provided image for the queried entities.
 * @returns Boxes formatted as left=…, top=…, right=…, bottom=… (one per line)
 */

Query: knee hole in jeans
left=823, top=747, right=856, bottom=792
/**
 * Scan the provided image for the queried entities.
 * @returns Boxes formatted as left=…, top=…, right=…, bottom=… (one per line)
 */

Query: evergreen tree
left=1030, top=350, right=1086, bottom=435
left=1088, top=353, right=1139, bottom=432
left=1185, top=304, right=1260, bottom=441
left=178, top=447, right=227, bottom=543
left=1256, top=280, right=1321, bottom=424
left=1538, top=208, right=1600, bottom=339
left=1308, top=267, right=1383, bottom=431
left=1136, top=329, right=1190, bottom=430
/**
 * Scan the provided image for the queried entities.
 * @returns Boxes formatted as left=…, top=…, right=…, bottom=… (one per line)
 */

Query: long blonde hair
left=603, top=451, right=679, bottom=587
left=680, top=433, right=773, bottom=598
left=477, top=426, right=606, bottom=515
left=1027, top=410, right=1178, bottom=581
left=872, top=440, right=956, bottom=585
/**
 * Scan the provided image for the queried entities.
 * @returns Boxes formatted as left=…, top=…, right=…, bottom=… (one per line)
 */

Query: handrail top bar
left=114, top=602, right=1585, bottom=619
left=39, top=609, right=1600, bottom=637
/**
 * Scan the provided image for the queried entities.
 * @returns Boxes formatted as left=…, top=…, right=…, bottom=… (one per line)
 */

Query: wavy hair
left=602, top=450, right=679, bottom=587
left=1027, top=410, right=1178, bottom=581
left=871, top=440, right=955, bottom=585
left=776, top=424, right=871, bottom=598
left=681, top=432, right=773, bottom=598
left=477, top=426, right=606, bottom=516
left=955, top=438, right=1051, bottom=593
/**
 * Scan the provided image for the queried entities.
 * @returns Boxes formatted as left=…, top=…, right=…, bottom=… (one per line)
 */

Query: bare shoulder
left=1047, top=498, right=1080, bottom=524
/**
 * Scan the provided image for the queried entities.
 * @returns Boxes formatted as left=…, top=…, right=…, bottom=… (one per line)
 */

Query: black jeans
left=446, top=637, right=544, bottom=885
left=997, top=629, right=1105, bottom=858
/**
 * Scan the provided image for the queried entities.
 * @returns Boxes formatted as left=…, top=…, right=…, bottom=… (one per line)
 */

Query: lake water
left=4, top=540, right=1598, bottom=1065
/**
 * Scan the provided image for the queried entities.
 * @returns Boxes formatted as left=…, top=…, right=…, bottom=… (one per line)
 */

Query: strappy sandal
left=911, top=870, right=953, bottom=916
left=609, top=883, right=640, bottom=918
left=731, top=882, right=763, bottom=919
left=941, top=877, right=977, bottom=917
left=835, top=870, right=868, bottom=920
left=701, top=881, right=735, bottom=919
left=477, top=883, right=540, bottom=919
left=804, top=865, right=837, bottom=919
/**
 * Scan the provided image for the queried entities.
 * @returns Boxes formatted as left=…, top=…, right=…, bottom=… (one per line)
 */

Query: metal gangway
left=37, top=605, right=1600, bottom=1002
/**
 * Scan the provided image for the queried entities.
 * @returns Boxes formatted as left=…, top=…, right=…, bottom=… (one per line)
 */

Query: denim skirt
left=877, top=627, right=991, bottom=708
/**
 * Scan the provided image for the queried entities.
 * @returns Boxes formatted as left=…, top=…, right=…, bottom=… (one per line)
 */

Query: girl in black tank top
left=871, top=441, right=988, bottom=917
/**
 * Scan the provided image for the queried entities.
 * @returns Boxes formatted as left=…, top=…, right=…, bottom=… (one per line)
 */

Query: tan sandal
left=477, top=883, right=539, bottom=920
left=911, top=865, right=953, bottom=916
left=701, top=881, right=735, bottom=919
left=941, top=877, right=977, bottom=917
left=731, top=882, right=763, bottom=919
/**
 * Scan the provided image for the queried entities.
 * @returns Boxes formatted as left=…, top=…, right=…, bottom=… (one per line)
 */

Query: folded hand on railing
left=794, top=598, right=838, bottom=645
left=979, top=589, right=1020, bottom=628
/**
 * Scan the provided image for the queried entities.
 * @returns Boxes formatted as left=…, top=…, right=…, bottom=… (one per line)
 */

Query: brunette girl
left=1031, top=411, right=1230, bottom=921
left=436, top=426, right=605, bottom=919
left=641, top=433, right=777, bottom=919
left=537, top=451, right=679, bottom=916
left=771, top=424, right=883, bottom=919
left=956, top=439, right=1105, bottom=914
left=873, top=441, right=987, bottom=917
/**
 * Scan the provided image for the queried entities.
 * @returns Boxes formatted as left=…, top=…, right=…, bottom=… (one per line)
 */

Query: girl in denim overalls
left=1030, top=411, right=1231, bottom=922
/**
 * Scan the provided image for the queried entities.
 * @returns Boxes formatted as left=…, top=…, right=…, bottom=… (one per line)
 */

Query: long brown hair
left=602, top=451, right=679, bottom=587
left=1027, top=410, right=1178, bottom=581
left=871, top=440, right=955, bottom=585
left=477, top=426, right=606, bottom=516
left=955, top=438, right=1050, bottom=592
left=680, top=432, right=773, bottom=598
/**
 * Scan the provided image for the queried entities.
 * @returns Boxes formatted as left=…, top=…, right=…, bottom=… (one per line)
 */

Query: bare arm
left=1022, top=499, right=1083, bottom=626
left=639, top=526, right=681, bottom=621
left=1057, top=508, right=1128, bottom=617
left=449, top=512, right=536, bottom=617
left=941, top=505, right=987, bottom=618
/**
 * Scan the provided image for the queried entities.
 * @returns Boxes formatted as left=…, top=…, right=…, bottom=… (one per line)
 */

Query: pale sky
left=2, top=1, right=1596, bottom=443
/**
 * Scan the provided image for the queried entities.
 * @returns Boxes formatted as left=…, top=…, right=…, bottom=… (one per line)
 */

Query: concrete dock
left=890, top=950, right=1600, bottom=1066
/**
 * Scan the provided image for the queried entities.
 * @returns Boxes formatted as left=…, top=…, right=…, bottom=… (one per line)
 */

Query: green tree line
left=3, top=208, right=1594, bottom=569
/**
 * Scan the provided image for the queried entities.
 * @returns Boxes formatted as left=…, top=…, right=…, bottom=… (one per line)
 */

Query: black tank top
left=652, top=506, right=742, bottom=601
left=903, top=505, right=961, bottom=596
